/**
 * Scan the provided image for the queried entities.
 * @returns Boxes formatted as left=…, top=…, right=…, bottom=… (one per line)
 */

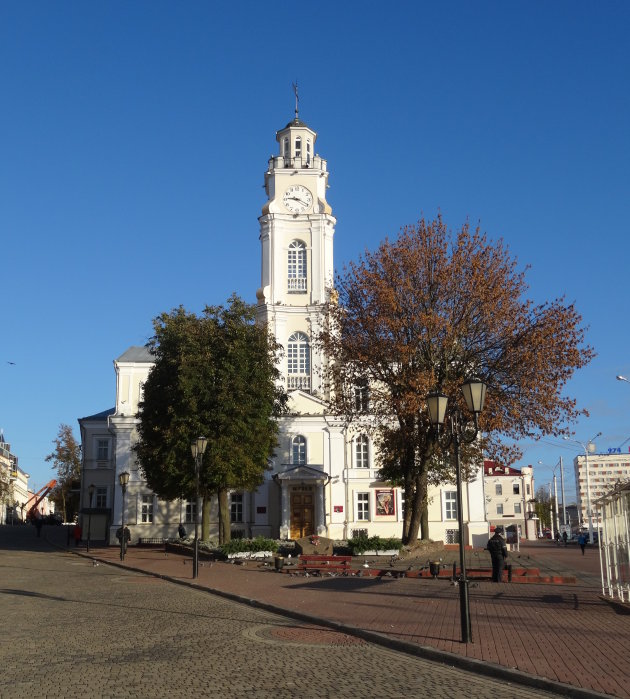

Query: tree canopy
left=134, top=295, right=287, bottom=543
left=45, top=423, right=81, bottom=522
left=319, top=215, right=594, bottom=543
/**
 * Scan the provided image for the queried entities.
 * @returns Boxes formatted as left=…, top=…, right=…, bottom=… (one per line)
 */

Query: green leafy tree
left=319, top=215, right=594, bottom=543
left=134, top=295, right=287, bottom=544
left=45, top=423, right=81, bottom=522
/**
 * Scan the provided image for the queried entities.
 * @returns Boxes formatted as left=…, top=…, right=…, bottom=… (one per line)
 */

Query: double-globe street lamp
left=427, top=377, right=487, bottom=644
left=119, top=471, right=130, bottom=561
left=86, top=483, right=95, bottom=553
left=190, top=437, right=208, bottom=579
left=563, top=433, right=601, bottom=544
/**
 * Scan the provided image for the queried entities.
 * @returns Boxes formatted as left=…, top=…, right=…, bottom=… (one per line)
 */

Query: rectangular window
left=526, top=484, right=530, bottom=495
left=356, top=492, right=370, bottom=521
left=513, top=483, right=520, bottom=495
left=354, top=381, right=369, bottom=412
left=185, top=500, right=197, bottom=524
left=495, top=483, right=502, bottom=496
left=444, top=491, right=457, bottom=520
left=445, top=529, right=460, bottom=544
left=496, top=504, right=504, bottom=515
left=141, top=495, right=154, bottom=523
left=355, top=436, right=369, bottom=468
left=230, top=493, right=243, bottom=523
left=514, top=502, right=522, bottom=514
left=95, top=487, right=107, bottom=508
left=96, top=439, right=109, bottom=461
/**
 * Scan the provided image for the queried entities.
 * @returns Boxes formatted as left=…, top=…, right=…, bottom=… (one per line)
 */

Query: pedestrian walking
left=34, top=513, right=43, bottom=538
left=562, top=531, right=568, bottom=546
left=178, top=523, right=187, bottom=539
left=486, top=527, right=508, bottom=582
left=578, top=532, right=587, bottom=555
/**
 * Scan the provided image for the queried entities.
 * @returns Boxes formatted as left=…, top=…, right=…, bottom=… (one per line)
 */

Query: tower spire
left=292, top=81, right=299, bottom=120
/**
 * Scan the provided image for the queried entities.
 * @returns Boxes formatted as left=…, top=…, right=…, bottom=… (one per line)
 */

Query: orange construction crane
left=26, top=480, right=57, bottom=521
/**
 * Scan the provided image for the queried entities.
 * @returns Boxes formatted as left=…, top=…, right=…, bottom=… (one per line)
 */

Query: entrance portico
left=273, top=466, right=329, bottom=539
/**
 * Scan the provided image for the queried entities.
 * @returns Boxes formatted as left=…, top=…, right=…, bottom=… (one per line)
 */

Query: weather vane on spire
left=292, top=80, right=299, bottom=119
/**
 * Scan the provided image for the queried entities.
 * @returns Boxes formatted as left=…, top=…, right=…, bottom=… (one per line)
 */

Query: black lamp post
left=119, top=471, right=130, bottom=561
left=190, top=437, right=207, bottom=579
left=427, top=377, right=487, bottom=644
left=87, top=484, right=95, bottom=553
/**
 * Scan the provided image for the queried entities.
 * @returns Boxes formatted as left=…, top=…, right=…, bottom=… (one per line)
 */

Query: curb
left=75, top=549, right=616, bottom=699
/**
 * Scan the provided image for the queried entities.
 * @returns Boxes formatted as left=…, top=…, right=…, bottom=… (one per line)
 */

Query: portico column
left=316, top=481, right=326, bottom=535
left=279, top=480, right=290, bottom=539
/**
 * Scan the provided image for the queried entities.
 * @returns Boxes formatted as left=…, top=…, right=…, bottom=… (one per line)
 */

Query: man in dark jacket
left=487, top=528, right=508, bottom=582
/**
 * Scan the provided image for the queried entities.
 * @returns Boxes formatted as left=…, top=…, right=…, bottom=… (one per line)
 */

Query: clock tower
left=256, top=114, right=336, bottom=396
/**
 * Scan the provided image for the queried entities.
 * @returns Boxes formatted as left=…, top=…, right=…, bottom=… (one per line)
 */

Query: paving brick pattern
left=0, top=528, right=630, bottom=697
left=0, top=526, right=568, bottom=699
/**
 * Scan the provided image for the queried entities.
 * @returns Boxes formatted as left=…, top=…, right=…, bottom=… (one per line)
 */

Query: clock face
left=283, top=185, right=313, bottom=214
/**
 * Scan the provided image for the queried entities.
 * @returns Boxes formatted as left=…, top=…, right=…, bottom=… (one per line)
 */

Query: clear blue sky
left=2, top=2, right=629, bottom=500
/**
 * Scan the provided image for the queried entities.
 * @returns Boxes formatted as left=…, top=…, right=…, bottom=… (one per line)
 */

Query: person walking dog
left=487, top=527, right=508, bottom=582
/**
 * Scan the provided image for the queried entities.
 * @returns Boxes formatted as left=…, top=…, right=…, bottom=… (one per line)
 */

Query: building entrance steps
left=64, top=535, right=629, bottom=699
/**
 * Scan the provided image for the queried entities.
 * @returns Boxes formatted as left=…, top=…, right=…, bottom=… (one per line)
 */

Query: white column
left=279, top=481, right=290, bottom=539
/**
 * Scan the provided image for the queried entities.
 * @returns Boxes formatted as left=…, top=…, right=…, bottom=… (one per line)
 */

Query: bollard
left=452, top=561, right=457, bottom=579
left=274, top=556, right=284, bottom=571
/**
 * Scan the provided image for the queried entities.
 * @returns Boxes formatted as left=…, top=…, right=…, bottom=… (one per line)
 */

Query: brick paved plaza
left=1, top=525, right=626, bottom=698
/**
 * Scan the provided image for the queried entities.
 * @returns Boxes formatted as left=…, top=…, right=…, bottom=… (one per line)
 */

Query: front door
left=290, top=491, right=314, bottom=539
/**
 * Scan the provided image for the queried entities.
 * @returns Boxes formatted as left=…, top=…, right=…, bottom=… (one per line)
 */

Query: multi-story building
left=0, top=432, right=30, bottom=523
left=573, top=451, right=630, bottom=532
left=483, top=460, right=537, bottom=541
left=79, top=112, right=489, bottom=547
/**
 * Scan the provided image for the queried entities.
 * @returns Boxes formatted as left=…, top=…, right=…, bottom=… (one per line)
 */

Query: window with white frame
left=287, top=333, right=310, bottom=390
left=141, top=495, right=154, bottom=523
left=496, top=504, right=504, bottom=515
left=288, top=241, right=307, bottom=292
left=495, top=483, right=502, bottom=496
left=96, top=439, right=109, bottom=461
left=355, top=435, right=369, bottom=468
left=306, top=140, right=311, bottom=165
left=292, top=435, right=306, bottom=465
left=283, top=137, right=289, bottom=157
left=185, top=499, right=197, bottom=524
left=354, top=380, right=369, bottom=412
left=295, top=136, right=302, bottom=157
left=513, top=482, right=520, bottom=495
left=356, top=492, right=370, bottom=521
left=444, top=491, right=457, bottom=520
left=230, top=493, right=243, bottom=523
left=95, top=487, right=107, bottom=508
left=514, top=502, right=522, bottom=514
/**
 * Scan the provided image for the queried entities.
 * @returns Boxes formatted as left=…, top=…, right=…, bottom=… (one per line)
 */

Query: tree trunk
left=406, top=475, right=424, bottom=543
left=202, top=497, right=211, bottom=541
left=402, top=476, right=414, bottom=543
left=418, top=470, right=429, bottom=539
left=217, top=488, right=230, bottom=545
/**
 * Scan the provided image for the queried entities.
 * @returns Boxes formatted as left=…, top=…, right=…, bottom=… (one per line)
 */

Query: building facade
left=0, top=432, right=29, bottom=523
left=80, top=114, right=489, bottom=547
left=483, top=460, right=536, bottom=541
left=573, top=451, right=630, bottom=533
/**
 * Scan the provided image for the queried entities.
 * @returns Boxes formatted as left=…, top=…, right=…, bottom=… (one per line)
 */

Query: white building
left=79, top=113, right=489, bottom=547
left=482, top=460, right=536, bottom=541
left=0, top=432, right=29, bottom=523
left=574, top=451, right=630, bottom=532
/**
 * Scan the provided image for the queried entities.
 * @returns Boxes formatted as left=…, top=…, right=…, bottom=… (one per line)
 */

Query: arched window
left=355, top=435, right=369, bottom=468
left=306, top=139, right=311, bottom=166
left=295, top=136, right=302, bottom=158
left=288, top=240, right=307, bottom=292
left=292, top=435, right=306, bottom=465
left=283, top=137, right=289, bottom=156
left=287, top=332, right=310, bottom=390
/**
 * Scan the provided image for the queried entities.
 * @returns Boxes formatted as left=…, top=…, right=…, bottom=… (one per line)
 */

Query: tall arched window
left=295, top=136, right=302, bottom=158
left=288, top=240, right=307, bottom=292
left=292, top=435, right=306, bottom=465
left=355, top=435, right=369, bottom=468
left=287, top=332, right=310, bottom=391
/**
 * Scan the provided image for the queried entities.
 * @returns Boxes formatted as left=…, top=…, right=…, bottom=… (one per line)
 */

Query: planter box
left=227, top=551, right=274, bottom=560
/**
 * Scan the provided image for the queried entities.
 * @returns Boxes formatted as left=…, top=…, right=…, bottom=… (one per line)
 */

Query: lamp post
left=427, top=377, right=487, bottom=644
left=564, top=433, right=601, bottom=544
left=118, top=471, right=130, bottom=561
left=86, top=483, right=95, bottom=553
left=537, top=460, right=564, bottom=531
left=190, top=436, right=207, bottom=579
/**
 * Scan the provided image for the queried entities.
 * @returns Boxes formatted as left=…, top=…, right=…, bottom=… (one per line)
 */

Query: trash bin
left=429, top=561, right=441, bottom=578
left=274, top=556, right=284, bottom=571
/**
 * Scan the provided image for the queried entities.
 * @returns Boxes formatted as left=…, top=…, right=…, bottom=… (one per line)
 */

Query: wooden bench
left=296, top=554, right=352, bottom=573
left=138, top=537, right=166, bottom=547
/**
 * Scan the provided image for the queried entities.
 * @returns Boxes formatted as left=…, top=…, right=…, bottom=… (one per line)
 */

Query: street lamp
left=119, top=471, right=130, bottom=561
left=190, top=436, right=208, bottom=579
left=564, top=433, right=601, bottom=544
left=427, top=377, right=487, bottom=644
left=537, top=459, right=567, bottom=529
left=87, top=483, right=95, bottom=553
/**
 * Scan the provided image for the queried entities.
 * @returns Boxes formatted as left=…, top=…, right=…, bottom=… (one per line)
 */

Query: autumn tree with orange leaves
left=319, top=216, right=594, bottom=544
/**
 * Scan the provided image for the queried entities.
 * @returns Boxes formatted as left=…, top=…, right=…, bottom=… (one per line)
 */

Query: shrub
left=347, top=534, right=402, bottom=555
left=219, top=536, right=279, bottom=556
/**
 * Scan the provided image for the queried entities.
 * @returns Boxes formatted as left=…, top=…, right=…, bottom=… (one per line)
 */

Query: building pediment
left=287, top=389, right=327, bottom=415
left=272, top=465, right=328, bottom=483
